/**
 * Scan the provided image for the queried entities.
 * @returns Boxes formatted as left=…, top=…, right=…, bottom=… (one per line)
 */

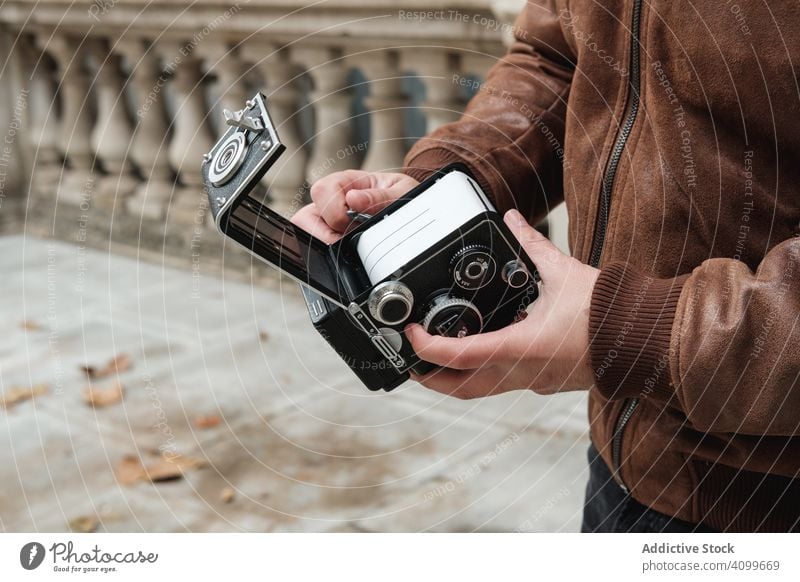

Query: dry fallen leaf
left=115, top=455, right=145, bottom=485
left=116, top=453, right=206, bottom=485
left=194, top=414, right=222, bottom=429
left=81, top=354, right=133, bottom=379
left=69, top=515, right=99, bottom=533
left=220, top=487, right=236, bottom=504
left=144, top=455, right=207, bottom=483
left=20, top=320, right=42, bottom=331
left=1, top=384, right=48, bottom=410
left=83, top=381, right=124, bottom=408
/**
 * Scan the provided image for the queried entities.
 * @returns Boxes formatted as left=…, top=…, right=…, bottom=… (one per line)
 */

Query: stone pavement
left=0, top=234, right=590, bottom=532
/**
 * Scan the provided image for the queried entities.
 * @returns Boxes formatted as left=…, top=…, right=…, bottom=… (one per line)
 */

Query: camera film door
left=202, top=93, right=348, bottom=307
left=229, top=198, right=350, bottom=306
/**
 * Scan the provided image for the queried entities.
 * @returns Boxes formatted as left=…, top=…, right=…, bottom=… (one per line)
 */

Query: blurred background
left=0, top=0, right=587, bottom=532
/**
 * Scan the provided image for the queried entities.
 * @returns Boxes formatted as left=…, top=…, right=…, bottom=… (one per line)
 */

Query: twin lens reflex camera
left=201, top=93, right=540, bottom=392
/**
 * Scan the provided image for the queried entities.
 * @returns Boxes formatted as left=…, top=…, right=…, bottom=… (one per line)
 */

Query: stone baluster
left=118, top=40, right=175, bottom=220
left=0, top=27, right=27, bottom=216
left=47, top=34, right=95, bottom=205
left=404, top=49, right=465, bottom=132
left=165, top=46, right=214, bottom=226
left=294, top=47, right=357, bottom=184
left=353, top=50, right=409, bottom=172
left=21, top=36, right=62, bottom=199
left=243, top=44, right=308, bottom=215
left=203, top=43, right=250, bottom=118
left=88, top=39, right=138, bottom=209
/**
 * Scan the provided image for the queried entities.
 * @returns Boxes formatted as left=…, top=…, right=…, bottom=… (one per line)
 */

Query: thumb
left=345, top=188, right=397, bottom=214
left=503, top=209, right=564, bottom=281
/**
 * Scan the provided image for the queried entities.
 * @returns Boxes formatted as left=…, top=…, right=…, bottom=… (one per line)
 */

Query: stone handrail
left=0, top=0, right=568, bottom=268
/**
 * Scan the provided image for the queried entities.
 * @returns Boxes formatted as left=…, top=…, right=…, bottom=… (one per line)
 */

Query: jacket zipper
left=589, top=0, right=643, bottom=268
left=611, top=399, right=639, bottom=493
left=588, top=0, right=644, bottom=493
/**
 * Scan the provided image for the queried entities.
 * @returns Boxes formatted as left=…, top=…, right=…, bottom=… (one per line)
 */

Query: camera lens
left=381, top=297, right=410, bottom=322
left=368, top=281, right=414, bottom=325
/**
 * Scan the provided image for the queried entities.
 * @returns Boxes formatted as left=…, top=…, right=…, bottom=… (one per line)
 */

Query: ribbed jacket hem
left=589, top=262, right=689, bottom=400
left=697, top=462, right=800, bottom=532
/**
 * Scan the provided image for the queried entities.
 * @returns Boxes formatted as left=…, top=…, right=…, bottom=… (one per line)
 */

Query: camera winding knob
left=450, top=245, right=496, bottom=290
left=368, top=281, right=414, bottom=325
left=422, top=295, right=483, bottom=338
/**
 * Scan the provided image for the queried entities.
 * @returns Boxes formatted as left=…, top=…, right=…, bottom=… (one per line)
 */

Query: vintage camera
left=202, top=93, right=540, bottom=392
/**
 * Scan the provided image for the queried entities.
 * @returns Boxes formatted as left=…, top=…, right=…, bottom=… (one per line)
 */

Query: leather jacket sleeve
left=590, top=236, right=800, bottom=436
left=403, top=0, right=575, bottom=225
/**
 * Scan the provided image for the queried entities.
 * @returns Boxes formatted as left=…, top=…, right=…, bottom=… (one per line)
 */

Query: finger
left=405, top=323, right=513, bottom=370
left=310, top=170, right=372, bottom=232
left=290, top=204, right=341, bottom=244
left=504, top=209, right=565, bottom=281
left=411, top=367, right=505, bottom=400
left=345, top=188, right=398, bottom=214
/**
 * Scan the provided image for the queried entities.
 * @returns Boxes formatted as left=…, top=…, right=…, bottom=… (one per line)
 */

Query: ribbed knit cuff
left=403, top=147, right=495, bottom=203
left=589, top=262, right=689, bottom=400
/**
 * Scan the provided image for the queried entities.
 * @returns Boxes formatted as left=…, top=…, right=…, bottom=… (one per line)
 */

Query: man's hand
left=407, top=209, right=599, bottom=399
left=291, top=170, right=420, bottom=243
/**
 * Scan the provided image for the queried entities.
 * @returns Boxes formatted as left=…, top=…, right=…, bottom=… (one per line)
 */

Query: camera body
left=202, top=93, right=540, bottom=391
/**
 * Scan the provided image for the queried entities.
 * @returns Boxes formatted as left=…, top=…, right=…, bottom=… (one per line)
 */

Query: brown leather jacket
left=403, top=0, right=800, bottom=531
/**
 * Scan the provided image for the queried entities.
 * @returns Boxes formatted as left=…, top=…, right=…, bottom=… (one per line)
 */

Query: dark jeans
left=582, top=443, right=717, bottom=533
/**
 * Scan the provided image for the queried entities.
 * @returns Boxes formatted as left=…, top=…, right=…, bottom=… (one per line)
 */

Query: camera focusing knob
left=422, top=296, right=483, bottom=338
left=502, top=260, right=531, bottom=289
left=450, top=245, right=496, bottom=290
left=368, top=281, right=414, bottom=325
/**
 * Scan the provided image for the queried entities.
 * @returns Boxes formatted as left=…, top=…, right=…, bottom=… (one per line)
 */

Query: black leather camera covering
left=202, top=93, right=348, bottom=305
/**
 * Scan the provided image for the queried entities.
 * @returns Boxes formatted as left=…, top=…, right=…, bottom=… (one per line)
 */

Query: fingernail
left=505, top=209, right=525, bottom=226
left=344, top=190, right=360, bottom=205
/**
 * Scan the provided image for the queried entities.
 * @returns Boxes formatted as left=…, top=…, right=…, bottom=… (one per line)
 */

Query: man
left=292, top=0, right=800, bottom=532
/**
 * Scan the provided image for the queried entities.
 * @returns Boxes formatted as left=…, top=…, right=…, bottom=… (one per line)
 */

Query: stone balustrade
left=0, top=0, right=569, bottom=269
